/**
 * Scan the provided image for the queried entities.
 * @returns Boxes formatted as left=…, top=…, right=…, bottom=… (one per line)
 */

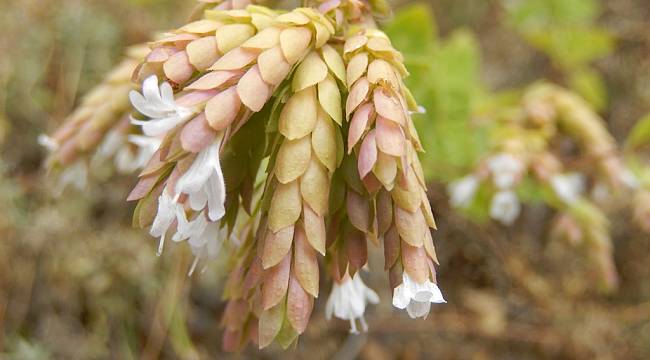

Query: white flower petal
left=130, top=90, right=165, bottom=119
left=115, top=147, right=139, bottom=173
left=428, top=283, right=446, bottom=304
left=160, top=81, right=175, bottom=106
left=550, top=173, right=584, bottom=205
left=175, top=142, right=220, bottom=196
left=189, top=189, right=208, bottom=212
left=392, top=273, right=446, bottom=319
left=142, top=114, right=191, bottom=137
left=489, top=190, right=520, bottom=225
left=620, top=170, right=639, bottom=189
left=96, top=130, right=125, bottom=159
left=406, top=300, right=431, bottom=319
left=206, top=171, right=226, bottom=221
left=326, top=273, right=378, bottom=328
left=130, top=75, right=194, bottom=138
left=150, top=191, right=180, bottom=237
left=142, top=75, right=162, bottom=100
left=38, top=134, right=59, bottom=152
left=488, top=153, right=524, bottom=189
left=448, top=175, right=479, bottom=208
left=55, top=161, right=88, bottom=195
left=391, top=282, right=411, bottom=309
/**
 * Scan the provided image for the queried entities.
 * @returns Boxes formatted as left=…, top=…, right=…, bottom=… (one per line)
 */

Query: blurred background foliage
left=1, top=0, right=650, bottom=359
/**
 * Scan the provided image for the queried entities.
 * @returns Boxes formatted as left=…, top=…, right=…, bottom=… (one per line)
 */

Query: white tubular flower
left=130, top=75, right=193, bottom=137
left=94, top=129, right=125, bottom=161
left=392, top=273, right=446, bottom=319
left=550, top=173, right=585, bottom=205
left=150, top=190, right=184, bottom=256
left=174, top=140, right=226, bottom=222
left=54, top=161, right=88, bottom=196
left=92, top=130, right=161, bottom=174
left=326, top=273, right=380, bottom=333
left=38, top=135, right=86, bottom=195
left=448, top=175, right=480, bottom=208
left=188, top=222, right=226, bottom=275
left=114, top=135, right=162, bottom=173
left=173, top=210, right=225, bottom=275
left=487, top=153, right=524, bottom=189
left=489, top=190, right=521, bottom=225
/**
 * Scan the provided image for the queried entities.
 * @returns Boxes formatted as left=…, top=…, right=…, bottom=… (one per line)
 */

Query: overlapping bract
left=43, top=0, right=444, bottom=351
left=40, top=45, right=149, bottom=193
left=253, top=47, right=344, bottom=348
left=39, top=0, right=257, bottom=193
left=128, top=7, right=336, bottom=248
left=343, top=30, right=442, bottom=315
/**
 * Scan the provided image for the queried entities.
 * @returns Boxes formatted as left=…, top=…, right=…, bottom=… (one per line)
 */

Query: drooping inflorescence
left=39, top=45, right=152, bottom=194
left=39, top=0, right=258, bottom=193
left=42, top=0, right=445, bottom=350
left=448, top=83, right=644, bottom=291
left=342, top=29, right=444, bottom=318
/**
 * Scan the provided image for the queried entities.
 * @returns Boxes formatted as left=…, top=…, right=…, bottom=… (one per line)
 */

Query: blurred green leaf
left=463, top=183, right=492, bottom=222
left=526, top=26, right=614, bottom=69
left=517, top=176, right=548, bottom=204
left=386, top=4, right=481, bottom=181
left=569, top=68, right=608, bottom=111
left=407, top=30, right=485, bottom=181
left=384, top=3, right=437, bottom=56
left=505, top=0, right=600, bottom=31
left=625, top=114, right=650, bottom=150
left=505, top=0, right=614, bottom=71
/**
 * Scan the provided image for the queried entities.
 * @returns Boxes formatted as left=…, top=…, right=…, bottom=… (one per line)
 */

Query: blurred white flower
left=489, top=190, right=521, bottom=225
left=392, top=272, right=445, bottom=319
left=620, top=169, right=639, bottom=190
left=38, top=135, right=88, bottom=195
left=550, top=173, right=585, bottom=205
left=448, top=175, right=479, bottom=208
left=54, top=161, right=88, bottom=196
left=130, top=75, right=193, bottom=137
left=326, top=273, right=380, bottom=333
left=93, top=131, right=161, bottom=174
left=487, top=153, right=524, bottom=189
left=116, top=135, right=162, bottom=173
left=94, top=129, right=124, bottom=161
left=38, top=134, right=59, bottom=152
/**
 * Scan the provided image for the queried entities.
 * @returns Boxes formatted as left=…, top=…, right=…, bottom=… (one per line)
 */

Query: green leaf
left=462, top=183, right=491, bottom=222
left=625, top=114, right=650, bottom=150
left=526, top=26, right=614, bottom=69
left=569, top=68, right=607, bottom=111
left=384, top=3, right=437, bottom=55
left=505, top=0, right=600, bottom=31
left=415, top=30, right=485, bottom=181
left=516, top=176, right=548, bottom=204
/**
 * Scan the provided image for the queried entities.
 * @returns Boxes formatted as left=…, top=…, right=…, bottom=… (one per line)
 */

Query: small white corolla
left=392, top=272, right=446, bottom=319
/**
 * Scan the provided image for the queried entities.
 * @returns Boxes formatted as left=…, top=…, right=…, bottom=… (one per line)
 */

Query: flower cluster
left=448, top=83, right=644, bottom=290
left=39, top=45, right=150, bottom=194
left=39, top=0, right=256, bottom=194
left=43, top=0, right=445, bottom=350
